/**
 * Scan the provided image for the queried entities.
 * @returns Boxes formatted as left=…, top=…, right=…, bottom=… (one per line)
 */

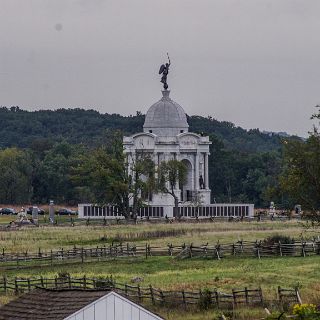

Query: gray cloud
left=1, top=0, right=320, bottom=137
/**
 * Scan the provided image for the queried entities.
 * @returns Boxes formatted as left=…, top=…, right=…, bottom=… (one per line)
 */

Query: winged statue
left=159, top=53, right=171, bottom=90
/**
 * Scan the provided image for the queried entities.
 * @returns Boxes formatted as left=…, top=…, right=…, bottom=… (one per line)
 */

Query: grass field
left=0, top=217, right=319, bottom=319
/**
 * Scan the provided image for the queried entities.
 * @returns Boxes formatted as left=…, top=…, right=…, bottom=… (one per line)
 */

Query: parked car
left=0, top=208, right=16, bottom=215
left=57, top=208, right=77, bottom=215
left=26, top=206, right=45, bottom=215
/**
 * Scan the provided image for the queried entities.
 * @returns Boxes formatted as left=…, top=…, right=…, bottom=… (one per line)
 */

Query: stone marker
left=49, top=200, right=55, bottom=224
left=32, top=206, right=38, bottom=224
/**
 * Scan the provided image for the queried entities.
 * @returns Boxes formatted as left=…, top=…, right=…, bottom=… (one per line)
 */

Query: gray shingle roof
left=0, top=288, right=109, bottom=320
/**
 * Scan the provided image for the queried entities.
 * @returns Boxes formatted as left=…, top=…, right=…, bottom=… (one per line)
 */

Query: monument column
left=195, top=152, right=199, bottom=190
left=131, top=151, right=136, bottom=182
left=175, top=152, right=180, bottom=190
left=153, top=151, right=158, bottom=179
left=205, top=153, right=209, bottom=189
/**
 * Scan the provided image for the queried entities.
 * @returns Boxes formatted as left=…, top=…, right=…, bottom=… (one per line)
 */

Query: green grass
left=3, top=255, right=320, bottom=301
left=0, top=219, right=319, bottom=319
left=0, top=219, right=308, bottom=253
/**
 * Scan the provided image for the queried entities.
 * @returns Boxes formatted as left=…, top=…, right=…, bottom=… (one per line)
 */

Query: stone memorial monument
left=78, top=58, right=255, bottom=219
left=123, top=56, right=211, bottom=208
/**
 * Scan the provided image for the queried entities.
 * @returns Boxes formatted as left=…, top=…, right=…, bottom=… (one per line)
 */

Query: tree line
left=0, top=106, right=319, bottom=212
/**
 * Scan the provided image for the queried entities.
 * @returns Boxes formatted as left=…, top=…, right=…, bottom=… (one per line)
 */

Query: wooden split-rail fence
left=0, top=276, right=301, bottom=308
left=0, top=239, right=319, bottom=269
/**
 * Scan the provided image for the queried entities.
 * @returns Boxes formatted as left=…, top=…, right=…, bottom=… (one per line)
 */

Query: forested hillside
left=0, top=107, right=282, bottom=153
left=0, top=106, right=289, bottom=206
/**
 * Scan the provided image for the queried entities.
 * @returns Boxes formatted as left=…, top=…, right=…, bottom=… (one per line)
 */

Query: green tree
left=33, top=142, right=84, bottom=204
left=74, top=133, right=155, bottom=219
left=279, top=107, right=320, bottom=216
left=157, top=160, right=187, bottom=217
left=0, top=148, right=33, bottom=204
left=280, top=135, right=320, bottom=213
left=208, top=133, right=283, bottom=206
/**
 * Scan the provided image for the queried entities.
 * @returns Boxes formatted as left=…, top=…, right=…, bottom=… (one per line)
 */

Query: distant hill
left=0, top=107, right=283, bottom=153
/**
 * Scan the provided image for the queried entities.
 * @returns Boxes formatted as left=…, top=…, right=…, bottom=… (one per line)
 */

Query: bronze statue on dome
left=159, top=53, right=171, bottom=90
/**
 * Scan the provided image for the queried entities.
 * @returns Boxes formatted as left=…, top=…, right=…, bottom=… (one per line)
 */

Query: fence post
left=27, top=278, right=31, bottom=292
left=181, top=290, right=187, bottom=309
left=255, top=241, right=261, bottom=259
left=145, top=244, right=148, bottom=259
left=160, top=290, right=165, bottom=305
left=259, top=287, right=263, bottom=304
left=150, top=285, right=155, bottom=305
left=278, top=241, right=283, bottom=257
left=14, top=277, right=18, bottom=294
left=40, top=276, right=44, bottom=288
left=215, top=244, right=221, bottom=260
left=50, top=250, right=53, bottom=265
left=3, top=276, right=7, bottom=294
left=301, top=242, right=306, bottom=257
left=138, top=284, right=142, bottom=302
left=83, top=275, right=87, bottom=289
left=189, top=244, right=193, bottom=258
left=54, top=276, right=58, bottom=289
left=245, top=287, right=248, bottom=304
left=81, top=247, right=84, bottom=263
left=232, top=289, right=237, bottom=306
left=68, top=274, right=72, bottom=288
left=278, top=286, right=282, bottom=304
left=295, top=287, right=302, bottom=304
left=214, top=290, right=219, bottom=308
left=317, top=240, right=320, bottom=255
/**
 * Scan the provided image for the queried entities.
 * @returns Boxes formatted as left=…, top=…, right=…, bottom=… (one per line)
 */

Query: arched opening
left=180, top=159, right=193, bottom=202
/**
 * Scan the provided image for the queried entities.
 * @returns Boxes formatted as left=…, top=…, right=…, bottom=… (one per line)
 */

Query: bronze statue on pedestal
left=159, top=53, right=171, bottom=90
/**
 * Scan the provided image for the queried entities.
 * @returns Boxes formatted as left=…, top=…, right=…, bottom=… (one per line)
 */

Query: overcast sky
left=1, top=0, right=320, bottom=137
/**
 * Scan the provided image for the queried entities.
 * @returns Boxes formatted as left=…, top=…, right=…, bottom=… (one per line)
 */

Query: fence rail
left=0, top=239, right=319, bottom=269
left=0, top=275, right=301, bottom=308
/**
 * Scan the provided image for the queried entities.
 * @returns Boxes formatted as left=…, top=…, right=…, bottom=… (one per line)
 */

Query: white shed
left=65, top=291, right=164, bottom=320
left=0, top=288, right=164, bottom=320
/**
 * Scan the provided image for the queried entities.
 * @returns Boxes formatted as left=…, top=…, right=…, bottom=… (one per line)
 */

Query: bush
left=198, top=288, right=212, bottom=310
left=94, top=276, right=114, bottom=289
left=263, top=235, right=294, bottom=245
left=292, top=304, right=320, bottom=319
left=57, top=272, right=70, bottom=280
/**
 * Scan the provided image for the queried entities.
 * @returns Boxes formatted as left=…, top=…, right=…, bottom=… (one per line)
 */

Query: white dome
left=143, top=90, right=189, bottom=136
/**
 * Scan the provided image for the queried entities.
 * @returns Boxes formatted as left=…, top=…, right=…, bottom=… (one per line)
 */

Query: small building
left=0, top=288, right=164, bottom=320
